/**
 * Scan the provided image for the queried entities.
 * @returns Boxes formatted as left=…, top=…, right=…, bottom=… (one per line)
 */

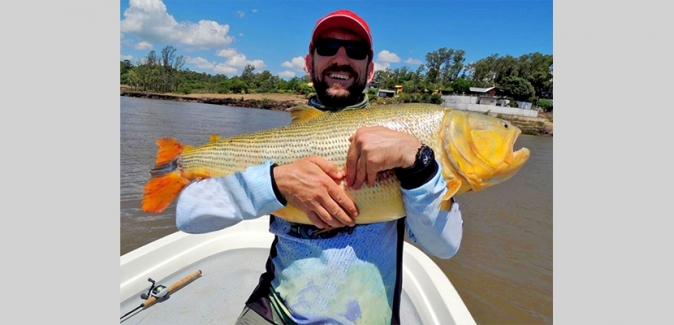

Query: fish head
left=442, top=110, right=530, bottom=193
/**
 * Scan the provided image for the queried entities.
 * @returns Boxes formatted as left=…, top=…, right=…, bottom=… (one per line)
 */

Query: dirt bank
left=120, top=88, right=307, bottom=111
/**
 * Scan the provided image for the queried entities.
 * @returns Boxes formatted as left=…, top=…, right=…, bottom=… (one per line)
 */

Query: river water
left=120, top=96, right=552, bottom=324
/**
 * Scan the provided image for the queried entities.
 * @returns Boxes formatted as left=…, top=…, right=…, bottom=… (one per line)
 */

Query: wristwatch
left=408, top=144, right=434, bottom=172
left=394, top=144, right=438, bottom=189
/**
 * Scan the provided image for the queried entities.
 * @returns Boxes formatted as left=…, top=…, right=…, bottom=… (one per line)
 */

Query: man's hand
left=345, top=126, right=422, bottom=190
left=273, top=156, right=359, bottom=229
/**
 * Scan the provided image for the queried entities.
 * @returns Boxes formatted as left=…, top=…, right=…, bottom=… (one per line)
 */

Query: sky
left=120, top=0, right=552, bottom=79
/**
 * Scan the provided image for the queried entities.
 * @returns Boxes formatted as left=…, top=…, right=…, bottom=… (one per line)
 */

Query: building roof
left=469, top=87, right=496, bottom=93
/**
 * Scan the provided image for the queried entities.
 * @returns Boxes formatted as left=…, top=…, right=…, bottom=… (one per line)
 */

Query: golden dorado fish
left=142, top=103, right=530, bottom=224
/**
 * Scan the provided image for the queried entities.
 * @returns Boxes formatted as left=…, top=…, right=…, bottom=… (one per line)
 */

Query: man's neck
left=309, top=93, right=369, bottom=111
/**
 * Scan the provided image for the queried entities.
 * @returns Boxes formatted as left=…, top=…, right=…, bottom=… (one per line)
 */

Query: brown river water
left=120, top=96, right=552, bottom=324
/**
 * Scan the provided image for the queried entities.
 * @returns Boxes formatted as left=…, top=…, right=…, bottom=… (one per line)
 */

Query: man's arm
left=175, top=161, right=285, bottom=234
left=398, top=161, right=464, bottom=259
left=175, top=157, right=358, bottom=234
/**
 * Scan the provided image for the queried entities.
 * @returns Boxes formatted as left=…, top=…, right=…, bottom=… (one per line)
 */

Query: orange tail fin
left=142, top=137, right=189, bottom=213
left=142, top=173, right=190, bottom=213
left=155, top=137, right=183, bottom=165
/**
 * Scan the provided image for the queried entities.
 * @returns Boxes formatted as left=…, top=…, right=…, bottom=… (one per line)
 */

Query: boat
left=120, top=215, right=476, bottom=324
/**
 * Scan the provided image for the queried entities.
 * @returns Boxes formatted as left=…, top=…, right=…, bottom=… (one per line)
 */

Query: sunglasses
left=314, top=39, right=370, bottom=60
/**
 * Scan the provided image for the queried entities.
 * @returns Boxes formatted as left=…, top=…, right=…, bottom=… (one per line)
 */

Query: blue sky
left=120, top=0, right=552, bottom=79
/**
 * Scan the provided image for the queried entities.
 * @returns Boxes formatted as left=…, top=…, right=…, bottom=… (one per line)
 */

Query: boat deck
left=120, top=247, right=423, bottom=324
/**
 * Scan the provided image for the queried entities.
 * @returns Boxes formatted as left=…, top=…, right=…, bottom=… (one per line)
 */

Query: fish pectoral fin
left=209, top=134, right=221, bottom=143
left=288, top=105, right=326, bottom=124
left=440, top=179, right=462, bottom=211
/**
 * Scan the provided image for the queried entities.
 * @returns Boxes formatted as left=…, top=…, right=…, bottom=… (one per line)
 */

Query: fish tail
left=142, top=137, right=190, bottom=213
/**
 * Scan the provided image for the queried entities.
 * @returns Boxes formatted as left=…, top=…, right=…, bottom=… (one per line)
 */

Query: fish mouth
left=500, top=127, right=530, bottom=176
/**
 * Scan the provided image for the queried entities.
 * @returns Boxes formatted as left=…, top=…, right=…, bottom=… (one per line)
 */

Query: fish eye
left=504, top=123, right=509, bottom=128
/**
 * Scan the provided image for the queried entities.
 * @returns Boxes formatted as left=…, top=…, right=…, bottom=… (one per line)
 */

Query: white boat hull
left=120, top=215, right=475, bottom=324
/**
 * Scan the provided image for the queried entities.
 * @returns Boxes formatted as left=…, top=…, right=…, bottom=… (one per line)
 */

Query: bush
left=538, top=99, right=553, bottom=112
left=429, top=93, right=443, bottom=104
left=179, top=85, right=192, bottom=94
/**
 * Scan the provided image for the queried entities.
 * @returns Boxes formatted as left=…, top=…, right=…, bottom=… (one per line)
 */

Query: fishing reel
left=140, top=278, right=168, bottom=300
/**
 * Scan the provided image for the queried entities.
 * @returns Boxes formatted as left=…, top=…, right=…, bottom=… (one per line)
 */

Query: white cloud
left=404, top=58, right=423, bottom=65
left=120, top=0, right=234, bottom=49
left=134, top=41, right=153, bottom=50
left=248, top=60, right=266, bottom=70
left=216, top=48, right=266, bottom=69
left=237, top=10, right=245, bottom=18
left=214, top=64, right=238, bottom=75
left=372, top=50, right=401, bottom=71
left=185, top=57, right=215, bottom=70
left=374, top=62, right=389, bottom=72
left=216, top=48, right=238, bottom=57
left=239, top=33, right=243, bottom=37
left=252, top=9, right=258, bottom=13
left=121, top=54, right=134, bottom=61
left=376, top=50, right=401, bottom=64
left=225, top=53, right=248, bottom=67
left=185, top=48, right=266, bottom=76
left=278, top=71, right=296, bottom=78
left=281, top=56, right=306, bottom=72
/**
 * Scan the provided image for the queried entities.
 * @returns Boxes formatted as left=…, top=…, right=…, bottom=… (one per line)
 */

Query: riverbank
left=120, top=88, right=553, bottom=136
left=120, top=88, right=307, bottom=111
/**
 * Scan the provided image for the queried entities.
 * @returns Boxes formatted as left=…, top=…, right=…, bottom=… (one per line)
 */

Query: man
left=175, top=9, right=464, bottom=324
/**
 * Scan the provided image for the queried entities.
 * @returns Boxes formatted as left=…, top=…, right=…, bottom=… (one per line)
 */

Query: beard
left=312, top=63, right=368, bottom=107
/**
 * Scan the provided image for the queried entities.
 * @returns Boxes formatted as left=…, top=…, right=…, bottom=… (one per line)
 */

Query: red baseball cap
left=309, top=10, right=373, bottom=54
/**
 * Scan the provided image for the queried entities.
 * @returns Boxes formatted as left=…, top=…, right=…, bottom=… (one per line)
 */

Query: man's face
left=306, top=28, right=375, bottom=107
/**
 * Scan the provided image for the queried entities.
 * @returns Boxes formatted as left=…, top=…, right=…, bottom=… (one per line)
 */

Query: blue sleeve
left=175, top=161, right=285, bottom=234
left=402, top=161, right=464, bottom=259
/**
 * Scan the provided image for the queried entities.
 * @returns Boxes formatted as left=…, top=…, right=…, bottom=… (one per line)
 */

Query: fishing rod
left=120, top=270, right=202, bottom=321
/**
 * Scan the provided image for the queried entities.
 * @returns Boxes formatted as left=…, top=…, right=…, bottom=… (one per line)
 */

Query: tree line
left=121, top=45, right=552, bottom=106
left=373, top=49, right=552, bottom=103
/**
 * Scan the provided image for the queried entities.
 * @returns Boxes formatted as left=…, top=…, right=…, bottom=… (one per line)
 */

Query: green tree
left=229, top=77, right=248, bottom=94
left=240, top=64, right=256, bottom=88
left=450, top=78, right=471, bottom=94
left=499, top=76, right=535, bottom=101
left=425, top=48, right=466, bottom=86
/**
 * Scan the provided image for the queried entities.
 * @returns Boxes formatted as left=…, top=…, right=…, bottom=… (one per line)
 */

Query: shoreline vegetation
left=121, top=86, right=553, bottom=137
left=120, top=85, right=553, bottom=136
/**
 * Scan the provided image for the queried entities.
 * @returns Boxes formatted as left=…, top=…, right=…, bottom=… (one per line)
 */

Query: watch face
left=419, top=145, right=433, bottom=166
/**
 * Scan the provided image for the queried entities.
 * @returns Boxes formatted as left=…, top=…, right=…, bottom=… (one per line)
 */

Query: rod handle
left=142, top=270, right=202, bottom=307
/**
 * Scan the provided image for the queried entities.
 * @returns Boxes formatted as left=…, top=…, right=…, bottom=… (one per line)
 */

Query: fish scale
left=142, top=103, right=530, bottom=225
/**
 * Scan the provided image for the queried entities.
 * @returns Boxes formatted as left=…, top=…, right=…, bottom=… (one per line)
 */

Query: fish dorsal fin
left=288, top=105, right=326, bottom=124
left=209, top=134, right=221, bottom=143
